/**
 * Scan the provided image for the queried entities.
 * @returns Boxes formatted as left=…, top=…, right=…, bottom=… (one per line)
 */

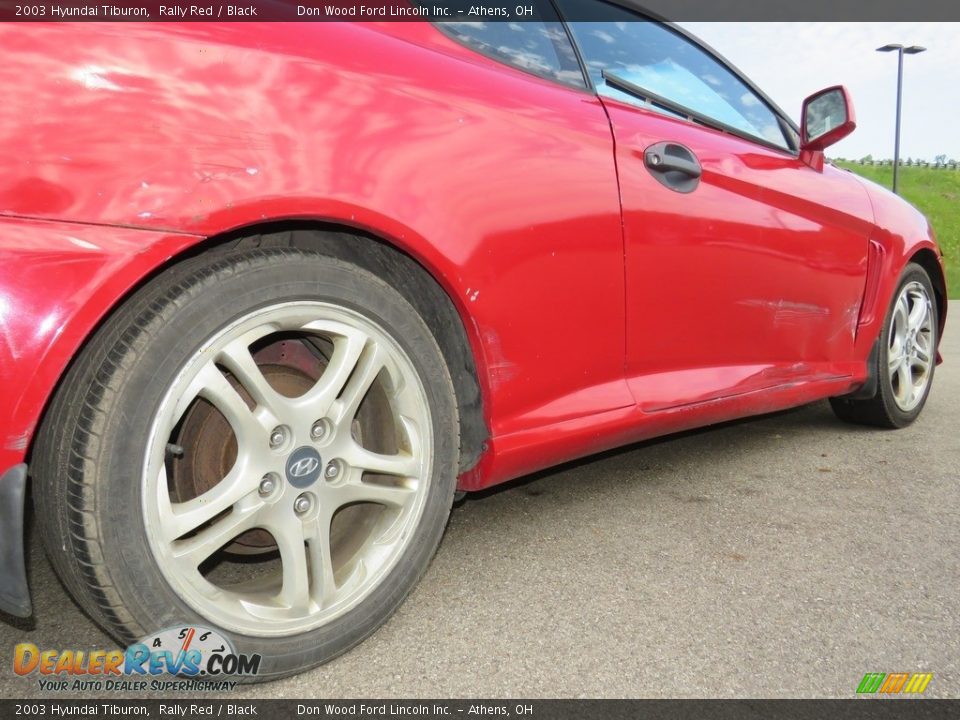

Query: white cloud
left=591, top=29, right=616, bottom=44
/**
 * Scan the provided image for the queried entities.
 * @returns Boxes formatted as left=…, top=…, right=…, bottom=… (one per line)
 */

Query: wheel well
left=910, top=248, right=948, bottom=337
left=32, top=220, right=488, bottom=475
left=213, top=222, right=489, bottom=473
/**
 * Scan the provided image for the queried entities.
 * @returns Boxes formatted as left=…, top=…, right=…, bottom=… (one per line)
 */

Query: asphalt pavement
left=2, top=330, right=958, bottom=699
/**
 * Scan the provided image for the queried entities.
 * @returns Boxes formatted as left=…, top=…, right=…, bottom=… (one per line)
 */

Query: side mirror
left=801, top=85, right=856, bottom=152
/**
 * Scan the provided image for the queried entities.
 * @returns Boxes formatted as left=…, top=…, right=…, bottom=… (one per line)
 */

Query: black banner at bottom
left=2, top=699, right=959, bottom=720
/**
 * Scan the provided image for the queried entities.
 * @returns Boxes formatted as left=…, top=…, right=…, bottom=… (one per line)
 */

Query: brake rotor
left=169, top=338, right=326, bottom=555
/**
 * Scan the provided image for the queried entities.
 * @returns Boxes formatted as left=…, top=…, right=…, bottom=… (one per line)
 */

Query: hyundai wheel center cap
left=286, top=446, right=322, bottom=488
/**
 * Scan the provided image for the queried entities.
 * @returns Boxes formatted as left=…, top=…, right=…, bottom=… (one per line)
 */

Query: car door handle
left=643, top=142, right=702, bottom=193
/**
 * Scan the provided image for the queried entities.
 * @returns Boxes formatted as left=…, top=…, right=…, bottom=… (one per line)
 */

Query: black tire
left=830, top=262, right=938, bottom=428
left=32, top=247, right=460, bottom=681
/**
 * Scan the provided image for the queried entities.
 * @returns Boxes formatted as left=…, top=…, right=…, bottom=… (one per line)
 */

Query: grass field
left=835, top=162, right=959, bottom=299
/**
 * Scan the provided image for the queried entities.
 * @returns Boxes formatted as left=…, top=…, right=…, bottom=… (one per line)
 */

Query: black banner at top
left=1, top=0, right=960, bottom=21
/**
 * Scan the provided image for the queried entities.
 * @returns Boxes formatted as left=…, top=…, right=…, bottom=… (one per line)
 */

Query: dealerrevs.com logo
left=13, top=626, right=261, bottom=693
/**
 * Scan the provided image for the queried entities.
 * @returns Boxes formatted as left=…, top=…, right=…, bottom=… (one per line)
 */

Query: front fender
left=851, top=174, right=947, bottom=362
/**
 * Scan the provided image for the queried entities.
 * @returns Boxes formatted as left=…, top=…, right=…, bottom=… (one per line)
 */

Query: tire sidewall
left=90, top=249, right=458, bottom=679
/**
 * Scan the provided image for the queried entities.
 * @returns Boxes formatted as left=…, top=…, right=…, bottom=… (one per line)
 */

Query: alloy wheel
left=141, top=301, right=433, bottom=636
left=887, top=281, right=935, bottom=412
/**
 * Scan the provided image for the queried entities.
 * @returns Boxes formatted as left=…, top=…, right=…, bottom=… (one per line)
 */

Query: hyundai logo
left=285, top=446, right=323, bottom=488
left=290, top=457, right=319, bottom=477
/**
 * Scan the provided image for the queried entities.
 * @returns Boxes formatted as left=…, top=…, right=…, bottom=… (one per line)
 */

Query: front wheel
left=33, top=247, right=460, bottom=680
left=831, top=262, right=939, bottom=428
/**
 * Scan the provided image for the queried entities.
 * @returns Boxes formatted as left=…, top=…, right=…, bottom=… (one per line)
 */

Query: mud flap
left=0, top=464, right=31, bottom=617
left=846, top=340, right=880, bottom=400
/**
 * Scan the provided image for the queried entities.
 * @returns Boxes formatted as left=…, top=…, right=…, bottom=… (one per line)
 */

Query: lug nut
left=269, top=427, right=286, bottom=449
left=310, top=421, right=326, bottom=441
left=324, top=462, right=340, bottom=480
left=294, top=494, right=312, bottom=514
left=259, top=474, right=278, bottom=497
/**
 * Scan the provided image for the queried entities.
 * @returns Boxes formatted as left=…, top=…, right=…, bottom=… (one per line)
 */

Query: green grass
left=835, top=162, right=959, bottom=298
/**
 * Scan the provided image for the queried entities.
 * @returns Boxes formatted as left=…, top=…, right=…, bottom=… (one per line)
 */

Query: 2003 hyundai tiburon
left=0, top=5, right=946, bottom=680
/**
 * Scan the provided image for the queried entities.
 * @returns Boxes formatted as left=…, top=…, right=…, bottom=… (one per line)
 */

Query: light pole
left=877, top=43, right=926, bottom=194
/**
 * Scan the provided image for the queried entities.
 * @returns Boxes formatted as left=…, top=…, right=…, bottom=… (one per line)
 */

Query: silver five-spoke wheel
left=887, top=281, right=934, bottom=412
left=143, top=302, right=433, bottom=636
left=35, top=247, right=460, bottom=679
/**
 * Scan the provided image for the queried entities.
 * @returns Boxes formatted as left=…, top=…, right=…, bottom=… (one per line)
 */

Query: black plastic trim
left=848, top=339, right=881, bottom=400
left=0, top=463, right=31, bottom=618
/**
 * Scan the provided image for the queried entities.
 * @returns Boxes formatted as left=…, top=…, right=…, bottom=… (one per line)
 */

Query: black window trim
left=551, top=0, right=802, bottom=156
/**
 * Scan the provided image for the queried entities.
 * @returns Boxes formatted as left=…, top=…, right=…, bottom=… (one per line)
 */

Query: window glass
left=436, top=14, right=586, bottom=89
left=557, top=1, right=790, bottom=149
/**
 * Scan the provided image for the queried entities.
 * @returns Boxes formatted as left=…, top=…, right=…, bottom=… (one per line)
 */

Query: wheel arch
left=909, top=247, right=948, bottom=341
left=27, top=219, right=490, bottom=478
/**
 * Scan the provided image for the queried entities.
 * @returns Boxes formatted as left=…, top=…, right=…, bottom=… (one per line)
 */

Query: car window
left=435, top=10, right=586, bottom=90
left=556, top=0, right=791, bottom=149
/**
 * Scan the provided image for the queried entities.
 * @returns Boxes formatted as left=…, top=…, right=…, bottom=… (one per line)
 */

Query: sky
left=677, top=22, right=960, bottom=161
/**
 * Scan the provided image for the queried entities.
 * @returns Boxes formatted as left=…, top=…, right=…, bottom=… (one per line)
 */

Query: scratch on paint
left=739, top=299, right=830, bottom=323
left=5, top=433, right=29, bottom=452
left=195, top=164, right=262, bottom=184
left=831, top=301, right=862, bottom=342
left=483, top=329, right=517, bottom=388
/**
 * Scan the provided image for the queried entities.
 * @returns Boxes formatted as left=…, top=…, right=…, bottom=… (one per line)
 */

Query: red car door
left=560, top=7, right=875, bottom=410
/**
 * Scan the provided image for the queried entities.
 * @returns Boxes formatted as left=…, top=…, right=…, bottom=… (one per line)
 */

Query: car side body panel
left=0, top=22, right=946, bottom=495
left=0, top=22, right=633, bottom=487
left=601, top=100, right=879, bottom=410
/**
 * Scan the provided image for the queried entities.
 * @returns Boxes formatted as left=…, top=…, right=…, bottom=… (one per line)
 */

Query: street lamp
left=877, top=43, right=926, bottom=194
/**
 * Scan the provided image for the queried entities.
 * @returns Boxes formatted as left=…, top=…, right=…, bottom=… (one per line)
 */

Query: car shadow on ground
left=456, top=398, right=880, bottom=507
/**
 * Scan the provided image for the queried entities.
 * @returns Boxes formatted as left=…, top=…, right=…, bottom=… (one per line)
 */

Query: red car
left=0, top=10, right=946, bottom=681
